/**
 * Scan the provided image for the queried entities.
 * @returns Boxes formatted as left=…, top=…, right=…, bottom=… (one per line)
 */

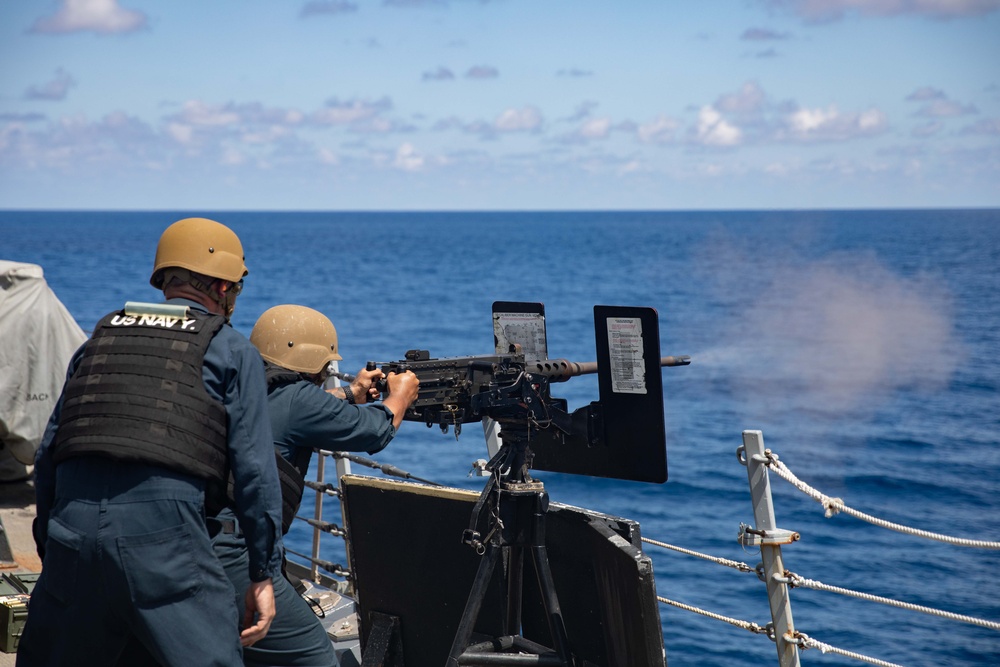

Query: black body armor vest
left=53, top=306, right=229, bottom=484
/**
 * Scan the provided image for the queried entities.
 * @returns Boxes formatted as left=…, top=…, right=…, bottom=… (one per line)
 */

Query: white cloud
left=393, top=142, right=424, bottom=171
left=241, top=127, right=292, bottom=145
left=167, top=123, right=193, bottom=144
left=174, top=101, right=242, bottom=127
left=858, top=109, right=885, bottom=129
left=689, top=81, right=892, bottom=146
left=494, top=106, right=542, bottom=132
left=784, top=105, right=887, bottom=141
left=637, top=115, right=679, bottom=144
left=31, top=0, right=147, bottom=35
left=1, top=111, right=163, bottom=170
left=578, top=117, right=612, bottom=139
left=790, top=106, right=836, bottom=132
left=695, top=106, right=743, bottom=146
left=312, top=98, right=392, bottom=125
left=619, top=160, right=645, bottom=174
left=317, top=148, right=339, bottom=165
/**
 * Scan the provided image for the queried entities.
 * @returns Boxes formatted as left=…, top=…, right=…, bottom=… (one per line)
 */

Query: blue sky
left=1, top=0, right=998, bottom=210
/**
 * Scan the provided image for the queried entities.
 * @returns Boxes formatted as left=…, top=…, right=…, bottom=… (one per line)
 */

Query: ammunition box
left=0, top=594, right=29, bottom=653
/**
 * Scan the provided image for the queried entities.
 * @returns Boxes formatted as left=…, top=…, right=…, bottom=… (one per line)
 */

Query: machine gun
left=372, top=348, right=689, bottom=437
left=365, top=303, right=689, bottom=485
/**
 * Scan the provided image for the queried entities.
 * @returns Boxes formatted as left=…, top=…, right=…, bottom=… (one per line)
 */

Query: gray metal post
left=740, top=430, right=801, bottom=667
left=310, top=454, right=325, bottom=583
left=334, top=453, right=353, bottom=594
left=311, top=361, right=353, bottom=583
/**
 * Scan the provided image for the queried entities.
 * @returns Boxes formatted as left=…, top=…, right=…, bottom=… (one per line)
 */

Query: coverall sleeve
left=32, top=346, right=83, bottom=557
left=278, top=382, right=397, bottom=456
left=213, top=332, right=284, bottom=582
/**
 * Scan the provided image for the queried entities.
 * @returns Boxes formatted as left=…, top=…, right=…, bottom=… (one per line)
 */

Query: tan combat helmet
left=150, top=217, right=248, bottom=289
left=250, top=305, right=343, bottom=374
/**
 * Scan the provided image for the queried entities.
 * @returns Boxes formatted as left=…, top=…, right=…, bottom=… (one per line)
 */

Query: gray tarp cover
left=0, top=261, right=86, bottom=471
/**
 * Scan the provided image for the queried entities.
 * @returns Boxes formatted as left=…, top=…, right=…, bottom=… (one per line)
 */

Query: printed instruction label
left=607, top=317, right=646, bottom=394
left=494, top=311, right=547, bottom=359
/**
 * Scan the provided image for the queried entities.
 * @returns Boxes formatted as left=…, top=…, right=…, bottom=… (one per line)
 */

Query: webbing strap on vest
left=210, top=449, right=305, bottom=533
left=275, top=451, right=306, bottom=534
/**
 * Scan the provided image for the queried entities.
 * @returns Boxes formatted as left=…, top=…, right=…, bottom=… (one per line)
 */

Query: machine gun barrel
left=356, top=350, right=691, bottom=434
left=527, top=355, right=691, bottom=382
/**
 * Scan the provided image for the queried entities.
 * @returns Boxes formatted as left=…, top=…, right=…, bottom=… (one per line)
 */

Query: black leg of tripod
left=530, top=544, right=572, bottom=662
left=505, top=545, right=524, bottom=636
left=446, top=542, right=502, bottom=667
left=445, top=487, right=574, bottom=667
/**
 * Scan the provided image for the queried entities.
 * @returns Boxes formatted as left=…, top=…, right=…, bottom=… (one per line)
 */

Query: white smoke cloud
left=695, top=241, right=961, bottom=416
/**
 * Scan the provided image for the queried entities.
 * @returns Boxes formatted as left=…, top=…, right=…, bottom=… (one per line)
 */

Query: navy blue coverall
left=18, top=299, right=284, bottom=667
left=215, top=376, right=397, bottom=667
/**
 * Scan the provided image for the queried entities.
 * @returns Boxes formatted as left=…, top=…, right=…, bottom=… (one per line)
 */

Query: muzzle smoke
left=693, top=247, right=961, bottom=416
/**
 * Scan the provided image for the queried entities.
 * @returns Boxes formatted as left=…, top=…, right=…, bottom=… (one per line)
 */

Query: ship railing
left=280, top=448, right=354, bottom=594
left=640, top=429, right=999, bottom=667
left=286, top=427, right=1000, bottom=667
left=286, top=447, right=435, bottom=593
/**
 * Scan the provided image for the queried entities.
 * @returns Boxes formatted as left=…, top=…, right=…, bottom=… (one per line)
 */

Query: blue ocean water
left=2, top=209, right=998, bottom=666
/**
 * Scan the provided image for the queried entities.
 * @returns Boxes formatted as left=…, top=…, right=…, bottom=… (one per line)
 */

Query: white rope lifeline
left=641, top=536, right=755, bottom=573
left=657, top=596, right=908, bottom=667
left=763, top=451, right=1000, bottom=549
left=782, top=572, right=1000, bottom=631
left=795, top=632, right=905, bottom=667
left=656, top=596, right=772, bottom=637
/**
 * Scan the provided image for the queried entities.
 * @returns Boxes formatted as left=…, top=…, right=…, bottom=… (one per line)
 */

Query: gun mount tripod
left=445, top=373, right=576, bottom=667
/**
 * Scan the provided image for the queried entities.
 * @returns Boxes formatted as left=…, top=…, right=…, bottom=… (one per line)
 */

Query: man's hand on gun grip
left=383, top=370, right=420, bottom=429
left=350, top=366, right=384, bottom=404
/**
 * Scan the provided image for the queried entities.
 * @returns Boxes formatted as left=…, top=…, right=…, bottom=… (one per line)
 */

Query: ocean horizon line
left=2, top=206, right=999, bottom=215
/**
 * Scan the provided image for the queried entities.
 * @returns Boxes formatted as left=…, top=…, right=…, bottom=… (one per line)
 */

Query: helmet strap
left=220, top=286, right=236, bottom=322
left=161, top=268, right=235, bottom=322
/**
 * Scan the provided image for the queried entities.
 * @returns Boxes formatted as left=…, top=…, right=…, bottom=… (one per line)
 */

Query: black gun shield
left=343, top=475, right=666, bottom=667
left=529, top=305, right=667, bottom=483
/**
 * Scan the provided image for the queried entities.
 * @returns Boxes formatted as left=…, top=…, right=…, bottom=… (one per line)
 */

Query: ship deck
left=0, top=480, right=40, bottom=666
